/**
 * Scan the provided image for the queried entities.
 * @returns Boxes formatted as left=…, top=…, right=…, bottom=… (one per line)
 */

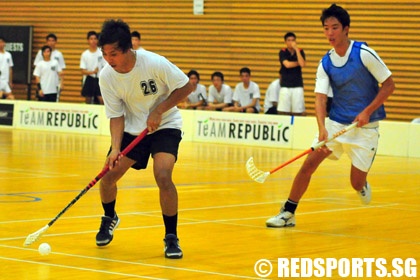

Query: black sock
left=284, top=199, right=298, bottom=214
left=102, top=200, right=116, bottom=218
left=163, top=213, right=178, bottom=236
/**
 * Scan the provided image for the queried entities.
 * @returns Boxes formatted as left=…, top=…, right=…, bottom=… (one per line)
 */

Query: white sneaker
left=358, top=182, right=371, bottom=205
left=266, top=207, right=296, bottom=228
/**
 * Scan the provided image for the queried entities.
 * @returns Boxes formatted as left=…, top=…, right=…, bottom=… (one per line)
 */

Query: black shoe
left=164, top=234, right=183, bottom=259
left=96, top=214, right=120, bottom=246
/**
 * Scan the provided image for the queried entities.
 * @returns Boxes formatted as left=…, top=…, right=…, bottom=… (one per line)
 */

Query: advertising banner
left=16, top=101, right=103, bottom=134
left=193, top=111, right=293, bottom=148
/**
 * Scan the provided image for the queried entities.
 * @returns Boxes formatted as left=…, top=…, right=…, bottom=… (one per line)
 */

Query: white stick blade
left=23, top=225, right=49, bottom=246
left=245, top=157, right=270, bottom=183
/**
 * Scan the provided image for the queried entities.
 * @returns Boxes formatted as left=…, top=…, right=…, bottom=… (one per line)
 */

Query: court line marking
left=2, top=201, right=419, bottom=247
left=0, top=255, right=167, bottom=280
left=0, top=245, right=260, bottom=280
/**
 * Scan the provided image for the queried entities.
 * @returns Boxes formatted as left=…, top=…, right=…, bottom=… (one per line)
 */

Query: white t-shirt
left=99, top=50, right=189, bottom=135
left=187, top=83, right=207, bottom=103
left=34, top=49, right=66, bottom=69
left=233, top=81, right=261, bottom=112
left=0, top=51, right=14, bottom=83
left=33, top=60, right=62, bottom=94
left=80, top=48, right=105, bottom=82
left=264, top=78, right=280, bottom=113
left=315, top=40, right=392, bottom=96
left=207, top=84, right=233, bottom=104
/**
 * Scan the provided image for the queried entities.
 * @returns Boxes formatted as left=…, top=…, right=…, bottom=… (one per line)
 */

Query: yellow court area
left=0, top=128, right=419, bottom=279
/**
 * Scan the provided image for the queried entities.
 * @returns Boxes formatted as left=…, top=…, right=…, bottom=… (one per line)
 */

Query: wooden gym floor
left=0, top=128, right=419, bottom=279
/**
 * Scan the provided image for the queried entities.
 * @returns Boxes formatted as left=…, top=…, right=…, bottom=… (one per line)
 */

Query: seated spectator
left=203, top=71, right=233, bottom=111
left=178, top=70, right=207, bottom=110
left=264, top=72, right=281, bottom=114
left=223, top=67, right=260, bottom=113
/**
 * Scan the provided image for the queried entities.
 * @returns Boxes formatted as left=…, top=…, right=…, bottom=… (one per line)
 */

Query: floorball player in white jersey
left=96, top=19, right=193, bottom=259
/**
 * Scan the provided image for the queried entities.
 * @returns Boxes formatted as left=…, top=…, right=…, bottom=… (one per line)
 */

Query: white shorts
left=311, top=119, right=379, bottom=172
left=277, top=87, right=305, bottom=113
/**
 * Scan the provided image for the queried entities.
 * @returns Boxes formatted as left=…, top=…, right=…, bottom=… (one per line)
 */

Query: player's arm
left=107, top=116, right=125, bottom=170
left=34, top=75, right=44, bottom=97
left=9, top=67, right=13, bottom=88
left=148, top=81, right=193, bottom=131
left=243, top=98, right=258, bottom=109
left=295, top=48, right=306, bottom=68
left=314, top=62, right=330, bottom=143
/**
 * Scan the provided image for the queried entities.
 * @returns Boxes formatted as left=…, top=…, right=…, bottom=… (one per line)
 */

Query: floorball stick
left=246, top=122, right=358, bottom=183
left=23, top=128, right=149, bottom=246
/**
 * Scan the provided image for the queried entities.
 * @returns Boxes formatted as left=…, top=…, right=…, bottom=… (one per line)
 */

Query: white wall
left=1, top=100, right=419, bottom=158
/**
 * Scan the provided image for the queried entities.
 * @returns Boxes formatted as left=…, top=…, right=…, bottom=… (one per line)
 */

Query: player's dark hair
left=320, top=4, right=350, bottom=28
left=131, top=31, right=141, bottom=39
left=46, top=33, right=57, bottom=41
left=239, top=67, right=251, bottom=75
left=211, top=71, right=224, bottom=82
left=87, top=31, right=98, bottom=40
left=284, top=32, right=296, bottom=41
left=187, top=70, right=200, bottom=80
left=98, top=19, right=132, bottom=52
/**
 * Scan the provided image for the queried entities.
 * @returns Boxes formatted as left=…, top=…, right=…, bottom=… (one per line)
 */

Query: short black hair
left=98, top=19, right=132, bottom=52
left=187, top=69, right=200, bottom=80
left=87, top=31, right=98, bottom=40
left=239, top=67, right=251, bottom=75
left=131, top=31, right=141, bottom=39
left=320, top=4, right=350, bottom=28
left=211, top=71, right=224, bottom=82
left=284, top=32, right=296, bottom=41
left=41, top=45, right=52, bottom=58
left=46, top=33, right=57, bottom=41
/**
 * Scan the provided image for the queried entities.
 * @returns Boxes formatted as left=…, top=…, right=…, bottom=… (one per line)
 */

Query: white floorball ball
left=38, top=243, right=51, bottom=255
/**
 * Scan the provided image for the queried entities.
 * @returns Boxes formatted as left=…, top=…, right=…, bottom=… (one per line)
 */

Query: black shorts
left=111, top=128, right=182, bottom=170
left=38, top=93, right=57, bottom=102
left=81, top=76, right=101, bottom=97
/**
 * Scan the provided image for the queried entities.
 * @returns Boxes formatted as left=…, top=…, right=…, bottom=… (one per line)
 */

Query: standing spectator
left=0, top=36, right=14, bottom=89
left=204, top=71, right=233, bottom=111
left=177, top=70, right=207, bottom=110
left=34, top=33, right=66, bottom=99
left=278, top=32, right=306, bottom=116
left=131, top=31, right=145, bottom=51
left=264, top=71, right=281, bottom=114
left=33, top=46, right=63, bottom=102
left=80, top=31, right=105, bottom=104
left=223, top=67, right=260, bottom=113
left=266, top=4, right=395, bottom=228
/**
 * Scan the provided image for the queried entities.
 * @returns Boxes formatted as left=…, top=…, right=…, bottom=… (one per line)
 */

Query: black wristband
left=37, top=83, right=41, bottom=90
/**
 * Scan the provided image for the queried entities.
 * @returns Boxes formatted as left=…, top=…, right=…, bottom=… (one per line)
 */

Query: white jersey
left=99, top=50, right=189, bottom=135
left=34, top=49, right=66, bottom=69
left=264, top=78, right=280, bottom=113
left=0, top=51, right=14, bottom=83
left=187, top=83, right=207, bottom=103
left=207, top=84, right=233, bottom=104
left=233, top=81, right=261, bottom=112
left=80, top=48, right=105, bottom=82
left=315, top=40, right=391, bottom=96
left=33, top=60, right=62, bottom=94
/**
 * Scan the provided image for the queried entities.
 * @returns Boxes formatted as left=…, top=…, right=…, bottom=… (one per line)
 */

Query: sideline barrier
left=1, top=100, right=419, bottom=158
